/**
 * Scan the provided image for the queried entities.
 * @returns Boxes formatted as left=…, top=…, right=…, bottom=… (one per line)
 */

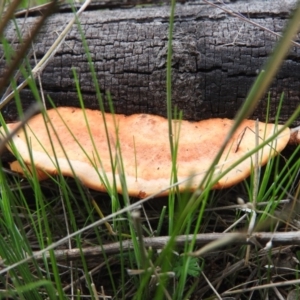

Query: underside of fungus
left=0, top=107, right=291, bottom=198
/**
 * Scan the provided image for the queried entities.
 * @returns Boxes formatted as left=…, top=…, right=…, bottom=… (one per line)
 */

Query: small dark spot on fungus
left=138, top=191, right=147, bottom=198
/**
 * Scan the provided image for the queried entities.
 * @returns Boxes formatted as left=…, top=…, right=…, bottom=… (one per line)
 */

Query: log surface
left=1, top=0, right=300, bottom=124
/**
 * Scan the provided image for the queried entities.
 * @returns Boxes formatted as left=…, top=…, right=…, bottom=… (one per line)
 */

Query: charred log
left=0, top=0, right=299, bottom=124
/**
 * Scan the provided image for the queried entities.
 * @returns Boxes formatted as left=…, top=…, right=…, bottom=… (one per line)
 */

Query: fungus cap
left=1, top=107, right=291, bottom=198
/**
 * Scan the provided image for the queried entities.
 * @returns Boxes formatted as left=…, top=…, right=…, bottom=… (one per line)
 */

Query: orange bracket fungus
left=0, top=107, right=291, bottom=198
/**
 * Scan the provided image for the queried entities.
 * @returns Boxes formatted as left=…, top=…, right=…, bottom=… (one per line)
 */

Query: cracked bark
left=0, top=0, right=299, bottom=125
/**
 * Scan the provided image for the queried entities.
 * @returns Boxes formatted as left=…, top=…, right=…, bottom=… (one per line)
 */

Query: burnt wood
left=1, top=0, right=300, bottom=124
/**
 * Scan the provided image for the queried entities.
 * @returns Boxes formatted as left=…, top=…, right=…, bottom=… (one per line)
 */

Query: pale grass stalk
left=31, top=41, right=46, bottom=109
left=196, top=260, right=245, bottom=295
left=0, top=0, right=93, bottom=109
left=188, top=232, right=243, bottom=257
left=61, top=258, right=114, bottom=295
left=91, top=283, right=99, bottom=300
left=245, top=121, right=260, bottom=264
left=14, top=0, right=64, bottom=17
left=272, top=284, right=285, bottom=300
left=204, top=199, right=290, bottom=212
left=141, top=205, right=154, bottom=236
left=223, top=214, right=247, bottom=233
left=204, top=0, right=300, bottom=48
left=58, top=186, right=74, bottom=300
left=201, top=271, right=222, bottom=300
left=222, top=277, right=300, bottom=296
left=0, top=0, right=22, bottom=35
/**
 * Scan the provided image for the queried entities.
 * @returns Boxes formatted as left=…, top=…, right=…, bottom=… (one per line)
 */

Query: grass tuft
left=0, top=0, right=299, bottom=299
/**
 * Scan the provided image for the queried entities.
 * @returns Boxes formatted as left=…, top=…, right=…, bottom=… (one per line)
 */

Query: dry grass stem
left=0, top=0, right=57, bottom=97
left=0, top=0, right=92, bottom=108
left=2, top=231, right=298, bottom=264
left=0, top=0, right=300, bottom=298
left=203, top=0, right=300, bottom=48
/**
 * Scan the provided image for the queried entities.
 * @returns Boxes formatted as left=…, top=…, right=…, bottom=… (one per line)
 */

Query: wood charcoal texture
left=0, top=0, right=299, bottom=124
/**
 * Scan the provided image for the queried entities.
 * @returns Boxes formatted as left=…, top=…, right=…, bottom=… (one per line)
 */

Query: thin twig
left=0, top=0, right=57, bottom=97
left=14, top=0, right=64, bottom=17
left=0, top=0, right=92, bottom=109
left=201, top=271, right=222, bottom=300
left=1, top=231, right=299, bottom=264
left=0, top=0, right=22, bottom=37
left=203, top=0, right=300, bottom=48
left=222, top=276, right=300, bottom=296
left=245, top=120, right=260, bottom=264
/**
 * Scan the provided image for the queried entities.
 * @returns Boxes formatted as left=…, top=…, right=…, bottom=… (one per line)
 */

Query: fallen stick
left=10, top=231, right=300, bottom=263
